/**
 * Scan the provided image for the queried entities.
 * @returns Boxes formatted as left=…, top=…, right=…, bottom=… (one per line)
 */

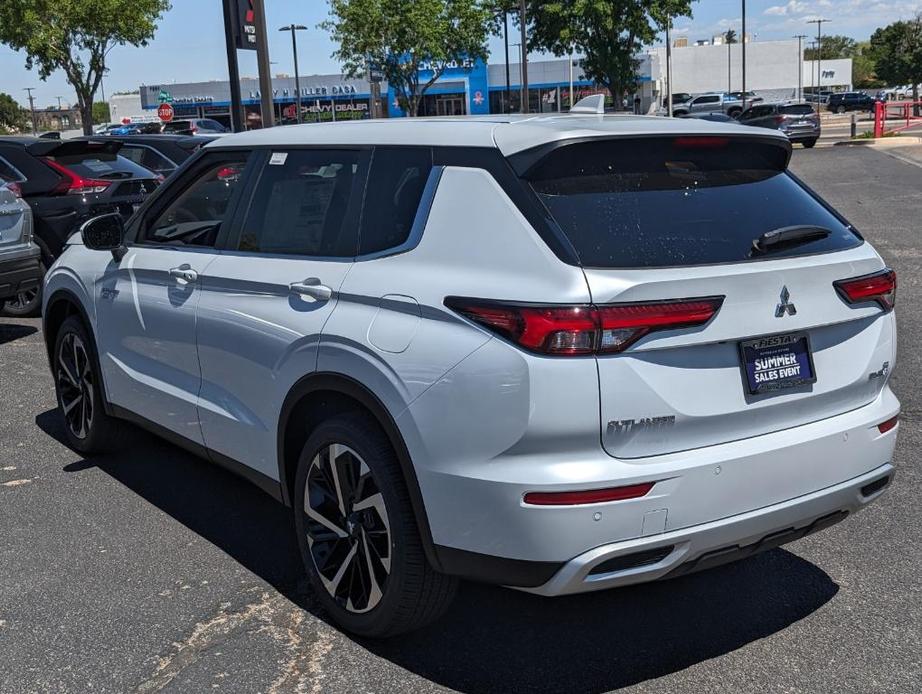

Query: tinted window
left=199, top=119, right=226, bottom=132
left=47, top=152, right=154, bottom=180
left=163, top=121, right=193, bottom=133
left=238, top=149, right=364, bottom=257
left=359, top=147, right=432, bottom=256
left=695, top=95, right=720, bottom=105
left=120, top=145, right=176, bottom=174
left=781, top=104, right=815, bottom=115
left=143, top=156, right=247, bottom=247
left=524, top=138, right=861, bottom=268
left=0, top=154, right=25, bottom=182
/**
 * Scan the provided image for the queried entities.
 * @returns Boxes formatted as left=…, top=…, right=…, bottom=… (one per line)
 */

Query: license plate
left=739, top=332, right=816, bottom=395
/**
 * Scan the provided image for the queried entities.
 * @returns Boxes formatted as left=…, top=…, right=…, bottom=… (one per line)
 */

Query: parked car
left=738, top=102, right=821, bottom=148
left=72, top=134, right=215, bottom=178
left=805, top=91, right=834, bottom=105
left=728, top=91, right=764, bottom=105
left=673, top=93, right=745, bottom=118
left=109, top=121, right=163, bottom=136
left=0, top=136, right=162, bottom=316
left=162, top=118, right=228, bottom=135
left=662, top=92, right=693, bottom=108
left=827, top=92, right=876, bottom=113
left=43, top=112, right=898, bottom=638
left=0, top=181, right=41, bottom=303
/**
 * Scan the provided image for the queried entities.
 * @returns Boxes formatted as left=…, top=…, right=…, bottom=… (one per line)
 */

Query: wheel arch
left=277, top=372, right=443, bottom=572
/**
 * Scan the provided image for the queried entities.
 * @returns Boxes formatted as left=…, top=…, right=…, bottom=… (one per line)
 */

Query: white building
left=107, top=92, right=156, bottom=124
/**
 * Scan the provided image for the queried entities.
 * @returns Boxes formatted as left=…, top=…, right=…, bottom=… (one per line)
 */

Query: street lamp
left=807, top=18, right=829, bottom=96
left=279, top=24, right=308, bottom=124
left=793, top=34, right=808, bottom=102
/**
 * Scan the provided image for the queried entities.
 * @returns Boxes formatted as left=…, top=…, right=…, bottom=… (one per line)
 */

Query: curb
left=833, top=136, right=922, bottom=148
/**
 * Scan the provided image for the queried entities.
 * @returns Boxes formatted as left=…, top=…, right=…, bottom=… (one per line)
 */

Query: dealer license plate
left=739, top=333, right=816, bottom=395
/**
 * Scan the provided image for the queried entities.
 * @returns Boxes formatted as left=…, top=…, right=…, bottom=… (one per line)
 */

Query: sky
left=1, top=0, right=920, bottom=110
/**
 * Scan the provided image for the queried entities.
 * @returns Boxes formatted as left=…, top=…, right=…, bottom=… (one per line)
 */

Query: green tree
left=723, top=28, right=738, bottom=44
left=526, top=0, right=696, bottom=104
left=323, top=0, right=491, bottom=117
left=804, top=34, right=857, bottom=61
left=0, top=92, right=29, bottom=133
left=0, top=1, right=171, bottom=135
left=852, top=41, right=881, bottom=89
left=92, top=101, right=111, bottom=124
left=869, top=16, right=922, bottom=103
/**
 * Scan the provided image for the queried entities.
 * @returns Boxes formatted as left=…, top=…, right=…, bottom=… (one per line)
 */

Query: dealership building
left=128, top=39, right=851, bottom=126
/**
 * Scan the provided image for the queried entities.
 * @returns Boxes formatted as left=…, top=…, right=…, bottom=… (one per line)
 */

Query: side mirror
left=80, top=213, right=126, bottom=260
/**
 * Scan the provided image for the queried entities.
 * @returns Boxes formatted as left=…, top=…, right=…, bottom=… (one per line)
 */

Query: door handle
left=169, top=265, right=198, bottom=284
left=289, top=277, right=333, bottom=301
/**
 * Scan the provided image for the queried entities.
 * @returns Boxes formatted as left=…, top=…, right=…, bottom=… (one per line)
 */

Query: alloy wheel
left=4, top=286, right=39, bottom=314
left=304, top=443, right=391, bottom=613
left=56, top=332, right=94, bottom=440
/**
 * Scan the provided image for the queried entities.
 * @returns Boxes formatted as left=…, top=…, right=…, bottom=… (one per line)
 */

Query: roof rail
left=570, top=94, right=605, bottom=114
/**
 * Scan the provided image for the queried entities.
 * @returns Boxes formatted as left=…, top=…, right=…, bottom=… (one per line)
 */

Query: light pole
left=502, top=9, right=511, bottom=113
left=665, top=19, right=673, bottom=117
left=23, top=87, right=36, bottom=135
left=793, top=34, right=807, bottom=102
left=741, top=0, right=747, bottom=112
left=807, top=18, right=829, bottom=96
left=727, top=33, right=732, bottom=93
left=279, top=24, right=307, bottom=124
left=519, top=0, right=528, bottom=113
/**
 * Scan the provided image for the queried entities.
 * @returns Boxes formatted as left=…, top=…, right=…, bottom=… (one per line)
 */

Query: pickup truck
left=672, top=93, right=747, bottom=118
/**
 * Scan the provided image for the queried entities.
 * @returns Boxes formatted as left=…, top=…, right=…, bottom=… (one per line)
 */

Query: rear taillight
left=4, top=181, right=22, bottom=198
left=445, top=297, right=724, bottom=355
left=773, top=115, right=785, bottom=125
left=44, top=159, right=111, bottom=196
left=524, top=482, right=656, bottom=506
left=834, top=269, right=896, bottom=312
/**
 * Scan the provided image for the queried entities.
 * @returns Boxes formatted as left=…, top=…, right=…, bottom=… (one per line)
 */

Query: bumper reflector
left=524, top=482, right=656, bottom=506
left=877, top=416, right=899, bottom=434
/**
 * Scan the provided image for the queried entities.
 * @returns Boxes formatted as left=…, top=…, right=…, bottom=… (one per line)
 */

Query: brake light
left=673, top=137, right=729, bottom=149
left=3, top=181, right=22, bottom=198
left=445, top=297, right=724, bottom=355
left=44, top=159, right=111, bottom=196
left=834, top=269, right=896, bottom=311
left=773, top=115, right=786, bottom=125
left=524, top=482, right=656, bottom=506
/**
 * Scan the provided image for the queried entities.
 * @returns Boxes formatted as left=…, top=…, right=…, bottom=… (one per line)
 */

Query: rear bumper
left=524, top=462, right=892, bottom=596
left=0, top=246, right=42, bottom=300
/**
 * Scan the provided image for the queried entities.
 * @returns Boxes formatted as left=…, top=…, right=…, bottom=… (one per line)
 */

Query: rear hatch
left=777, top=103, right=820, bottom=134
left=0, top=183, right=31, bottom=250
left=519, top=134, right=894, bottom=459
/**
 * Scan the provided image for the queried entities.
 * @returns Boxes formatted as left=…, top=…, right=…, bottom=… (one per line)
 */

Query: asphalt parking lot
left=2, top=144, right=921, bottom=694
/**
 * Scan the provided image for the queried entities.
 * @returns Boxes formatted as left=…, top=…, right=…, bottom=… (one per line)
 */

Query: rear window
left=781, top=104, right=815, bottom=115
left=48, top=152, right=155, bottom=180
left=524, top=137, right=861, bottom=268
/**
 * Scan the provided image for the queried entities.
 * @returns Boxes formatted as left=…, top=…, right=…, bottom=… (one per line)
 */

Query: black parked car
left=0, top=137, right=161, bottom=315
left=72, top=134, right=215, bottom=177
left=827, top=92, right=875, bottom=113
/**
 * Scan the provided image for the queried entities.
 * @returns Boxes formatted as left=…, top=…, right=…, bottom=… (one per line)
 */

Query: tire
left=52, top=315, right=132, bottom=453
left=293, top=412, right=457, bottom=638
left=1, top=261, right=45, bottom=317
left=837, top=105, right=846, bottom=114
left=802, top=139, right=818, bottom=149
left=728, top=108, right=742, bottom=119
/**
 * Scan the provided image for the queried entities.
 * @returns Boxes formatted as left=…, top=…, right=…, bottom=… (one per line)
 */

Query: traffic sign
left=158, top=88, right=172, bottom=103
left=157, top=102, right=174, bottom=122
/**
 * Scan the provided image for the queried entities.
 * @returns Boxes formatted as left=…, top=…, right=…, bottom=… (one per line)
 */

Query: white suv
left=43, top=113, right=899, bottom=637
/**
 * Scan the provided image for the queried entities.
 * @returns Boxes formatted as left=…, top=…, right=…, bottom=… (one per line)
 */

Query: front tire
left=803, top=138, right=818, bottom=149
left=293, top=412, right=457, bottom=638
left=53, top=315, right=130, bottom=453
left=837, top=105, right=846, bottom=114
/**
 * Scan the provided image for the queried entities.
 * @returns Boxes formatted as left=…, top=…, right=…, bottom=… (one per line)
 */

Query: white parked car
left=0, top=181, right=41, bottom=303
left=42, top=108, right=899, bottom=637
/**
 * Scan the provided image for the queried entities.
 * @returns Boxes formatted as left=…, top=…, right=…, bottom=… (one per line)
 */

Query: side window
left=238, top=149, right=365, bottom=257
left=120, top=145, right=175, bottom=174
left=695, top=95, right=720, bottom=105
left=141, top=155, right=247, bottom=247
left=359, top=147, right=433, bottom=256
left=0, top=153, right=26, bottom=182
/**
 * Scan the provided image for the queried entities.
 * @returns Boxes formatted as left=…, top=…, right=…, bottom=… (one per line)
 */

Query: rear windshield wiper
left=751, top=225, right=831, bottom=254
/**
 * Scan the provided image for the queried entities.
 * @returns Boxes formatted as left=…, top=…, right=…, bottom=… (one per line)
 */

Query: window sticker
left=269, top=152, right=288, bottom=166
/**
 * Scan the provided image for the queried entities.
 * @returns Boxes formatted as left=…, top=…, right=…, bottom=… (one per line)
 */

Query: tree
left=852, top=41, right=881, bottom=89
left=869, top=15, right=922, bottom=104
left=723, top=28, right=738, bottom=44
left=0, top=92, right=29, bottom=134
left=804, top=34, right=857, bottom=61
left=92, top=101, right=111, bottom=124
left=527, top=0, right=696, bottom=104
left=0, top=1, right=171, bottom=135
left=323, top=0, right=491, bottom=117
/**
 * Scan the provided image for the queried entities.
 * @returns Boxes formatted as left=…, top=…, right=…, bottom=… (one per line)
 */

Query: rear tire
left=837, top=105, right=846, bottom=114
left=803, top=139, right=818, bottom=149
left=53, top=315, right=131, bottom=453
left=1, top=261, right=45, bottom=317
left=293, top=412, right=457, bottom=638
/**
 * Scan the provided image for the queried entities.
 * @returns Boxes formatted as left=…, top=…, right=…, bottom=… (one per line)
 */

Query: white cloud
left=764, top=1, right=811, bottom=17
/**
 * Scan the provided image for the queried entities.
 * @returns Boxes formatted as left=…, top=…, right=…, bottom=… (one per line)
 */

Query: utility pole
left=252, top=0, right=275, bottom=128
left=55, top=96, right=63, bottom=110
left=23, top=88, right=36, bottom=135
left=519, top=0, right=528, bottom=113
left=665, top=19, right=673, bottom=117
left=807, top=18, right=829, bottom=97
left=793, top=34, right=807, bottom=102
left=279, top=24, right=307, bottom=124
left=741, top=0, right=747, bottom=112
left=569, top=52, right=574, bottom=111
left=727, top=34, right=732, bottom=94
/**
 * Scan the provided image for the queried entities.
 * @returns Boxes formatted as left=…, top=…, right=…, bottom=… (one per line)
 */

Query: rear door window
left=522, top=137, right=862, bottom=268
left=358, top=147, right=433, bottom=256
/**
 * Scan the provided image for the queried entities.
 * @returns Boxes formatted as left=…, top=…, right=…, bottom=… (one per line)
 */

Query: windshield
left=523, top=137, right=862, bottom=268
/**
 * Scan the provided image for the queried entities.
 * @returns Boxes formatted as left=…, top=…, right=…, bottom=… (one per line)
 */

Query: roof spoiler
left=570, top=94, right=606, bottom=115
left=25, top=138, right=122, bottom=158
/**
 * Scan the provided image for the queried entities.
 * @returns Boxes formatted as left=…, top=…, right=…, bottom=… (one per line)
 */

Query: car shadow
left=36, top=408, right=839, bottom=693
left=0, top=322, right=38, bottom=345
